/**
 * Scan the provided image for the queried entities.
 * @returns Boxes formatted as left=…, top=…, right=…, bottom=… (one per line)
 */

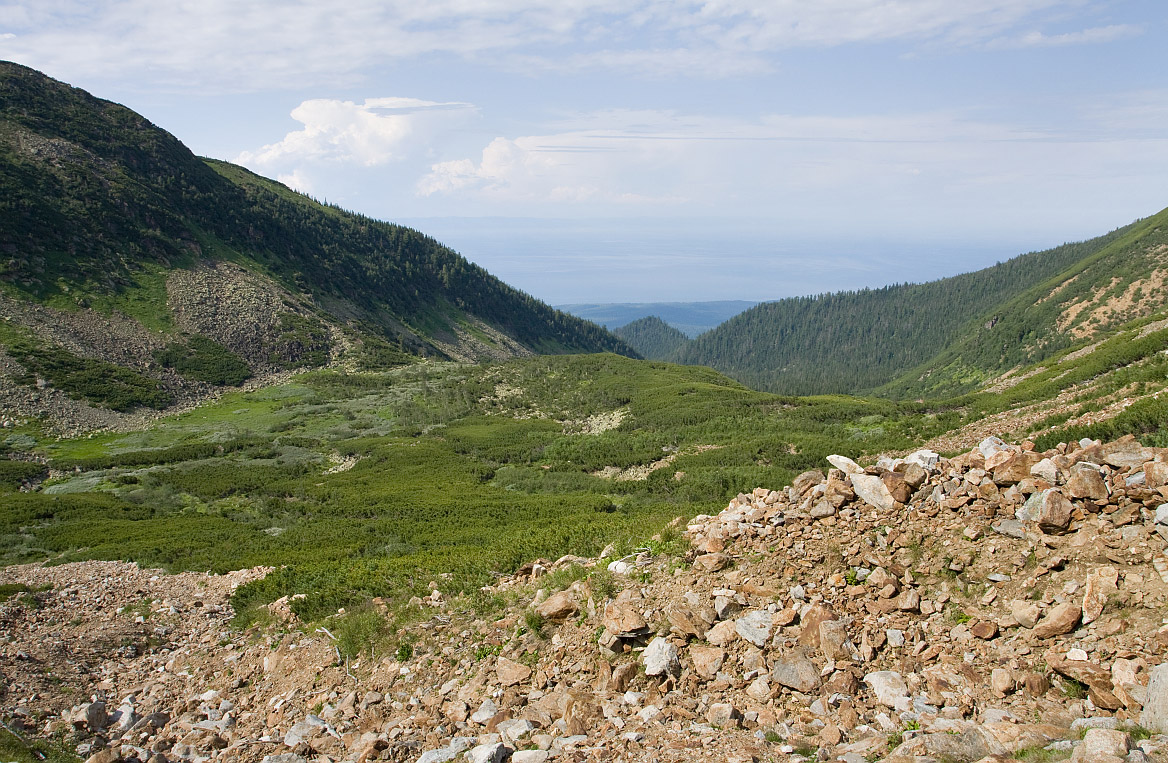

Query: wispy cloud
left=987, top=23, right=1141, bottom=49
left=0, top=0, right=1137, bottom=90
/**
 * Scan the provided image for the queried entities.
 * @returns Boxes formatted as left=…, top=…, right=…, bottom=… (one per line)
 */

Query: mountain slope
left=673, top=220, right=1141, bottom=395
left=883, top=206, right=1168, bottom=399
left=613, top=315, right=690, bottom=359
left=0, top=62, right=634, bottom=426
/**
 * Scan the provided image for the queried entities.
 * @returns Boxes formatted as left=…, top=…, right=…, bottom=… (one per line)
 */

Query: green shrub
left=155, top=336, right=252, bottom=386
left=7, top=340, right=171, bottom=411
left=333, top=604, right=388, bottom=660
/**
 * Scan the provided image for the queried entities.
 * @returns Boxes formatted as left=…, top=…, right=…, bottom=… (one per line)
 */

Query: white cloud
left=235, top=97, right=475, bottom=170
left=988, top=24, right=1141, bottom=49
left=0, top=0, right=1137, bottom=89
left=412, top=105, right=1168, bottom=225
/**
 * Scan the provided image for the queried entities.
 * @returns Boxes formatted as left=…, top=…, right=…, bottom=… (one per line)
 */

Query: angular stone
left=798, top=603, right=838, bottom=648
left=1070, top=728, right=1131, bottom=763
left=827, top=454, right=863, bottom=474
left=603, top=600, right=648, bottom=636
left=993, top=451, right=1042, bottom=485
left=466, top=742, right=511, bottom=763
left=1099, top=435, right=1154, bottom=469
left=735, top=610, right=772, bottom=648
left=706, top=702, right=742, bottom=728
left=850, top=473, right=897, bottom=511
left=971, top=621, right=999, bottom=640
left=1145, top=461, right=1168, bottom=488
left=1045, top=651, right=1122, bottom=710
left=864, top=670, right=910, bottom=711
left=1030, top=458, right=1059, bottom=483
left=689, top=645, right=725, bottom=680
left=471, top=699, right=498, bottom=724
left=1067, top=466, right=1109, bottom=501
left=497, top=656, right=533, bottom=687
left=1081, top=566, right=1118, bottom=625
left=1016, top=489, right=1073, bottom=534
left=1141, top=663, right=1168, bottom=733
left=771, top=652, right=821, bottom=693
left=991, top=668, right=1014, bottom=697
left=1033, top=602, right=1081, bottom=639
left=643, top=636, right=680, bottom=677
left=666, top=602, right=713, bottom=639
left=818, top=619, right=855, bottom=661
left=696, top=552, right=734, bottom=574
left=535, top=591, right=578, bottom=622
left=706, top=619, right=738, bottom=646
left=1112, top=657, right=1148, bottom=710
left=1010, top=600, right=1040, bottom=629
left=792, top=470, right=826, bottom=495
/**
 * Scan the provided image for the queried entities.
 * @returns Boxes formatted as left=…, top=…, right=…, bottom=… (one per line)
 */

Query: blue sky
left=3, top=1, right=1166, bottom=302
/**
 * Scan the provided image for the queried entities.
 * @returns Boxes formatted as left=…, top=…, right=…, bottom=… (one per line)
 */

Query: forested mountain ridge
left=672, top=218, right=1145, bottom=395
left=0, top=62, right=634, bottom=428
left=613, top=315, right=690, bottom=359
left=883, top=205, right=1168, bottom=399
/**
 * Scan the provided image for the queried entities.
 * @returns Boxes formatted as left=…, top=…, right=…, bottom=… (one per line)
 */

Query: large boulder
left=850, top=474, right=896, bottom=511
left=1016, top=489, right=1073, bottom=534
left=1142, top=663, right=1168, bottom=733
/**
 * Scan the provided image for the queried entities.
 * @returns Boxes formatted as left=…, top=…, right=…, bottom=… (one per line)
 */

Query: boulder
left=864, top=670, right=910, bottom=711
left=1015, top=489, right=1073, bottom=534
left=1045, top=651, right=1122, bottom=710
left=496, top=656, right=532, bottom=687
left=1141, top=663, right=1168, bottom=733
left=1033, top=602, right=1081, bottom=639
left=850, top=474, right=896, bottom=511
left=643, top=636, right=680, bottom=677
left=771, top=652, right=820, bottom=693
left=1069, top=728, right=1131, bottom=763
left=735, top=610, right=772, bottom=648
left=603, top=600, right=648, bottom=636
left=535, top=591, right=578, bottom=621
left=1099, top=435, right=1154, bottom=469
left=1081, top=566, right=1118, bottom=625
left=827, top=454, right=863, bottom=474
left=706, top=619, right=739, bottom=646
left=689, top=645, right=725, bottom=680
left=1067, top=465, right=1109, bottom=501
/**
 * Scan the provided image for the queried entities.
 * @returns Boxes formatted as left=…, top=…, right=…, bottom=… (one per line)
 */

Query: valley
left=4, top=60, right=1168, bottom=763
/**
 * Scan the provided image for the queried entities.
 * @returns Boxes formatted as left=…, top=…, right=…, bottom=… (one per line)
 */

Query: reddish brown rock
left=693, top=552, right=730, bottom=572
left=603, top=600, right=648, bottom=636
left=798, top=603, right=838, bottom=648
left=535, top=590, right=578, bottom=621
left=1045, top=650, right=1122, bottom=710
left=1033, top=603, right=1081, bottom=639
left=970, top=621, right=999, bottom=640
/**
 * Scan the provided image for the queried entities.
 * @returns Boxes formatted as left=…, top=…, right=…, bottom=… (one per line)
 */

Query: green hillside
left=673, top=222, right=1139, bottom=395
left=883, top=206, right=1168, bottom=398
left=613, top=315, right=690, bottom=359
left=0, top=61, right=633, bottom=378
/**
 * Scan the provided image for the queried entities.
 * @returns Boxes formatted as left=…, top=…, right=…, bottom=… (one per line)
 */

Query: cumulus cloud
left=235, top=97, right=475, bottom=168
left=0, top=0, right=1138, bottom=89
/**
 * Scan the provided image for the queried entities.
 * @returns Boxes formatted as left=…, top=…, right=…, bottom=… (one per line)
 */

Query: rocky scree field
left=4, top=433, right=1168, bottom=763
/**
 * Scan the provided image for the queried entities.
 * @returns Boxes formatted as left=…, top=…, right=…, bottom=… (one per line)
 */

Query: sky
left=3, top=1, right=1167, bottom=303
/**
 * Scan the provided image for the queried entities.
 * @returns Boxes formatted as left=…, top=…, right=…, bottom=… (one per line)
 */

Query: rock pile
left=3, top=434, right=1168, bottom=762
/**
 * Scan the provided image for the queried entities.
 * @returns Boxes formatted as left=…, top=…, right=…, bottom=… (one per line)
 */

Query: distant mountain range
left=555, top=300, right=758, bottom=337
left=0, top=61, right=635, bottom=425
